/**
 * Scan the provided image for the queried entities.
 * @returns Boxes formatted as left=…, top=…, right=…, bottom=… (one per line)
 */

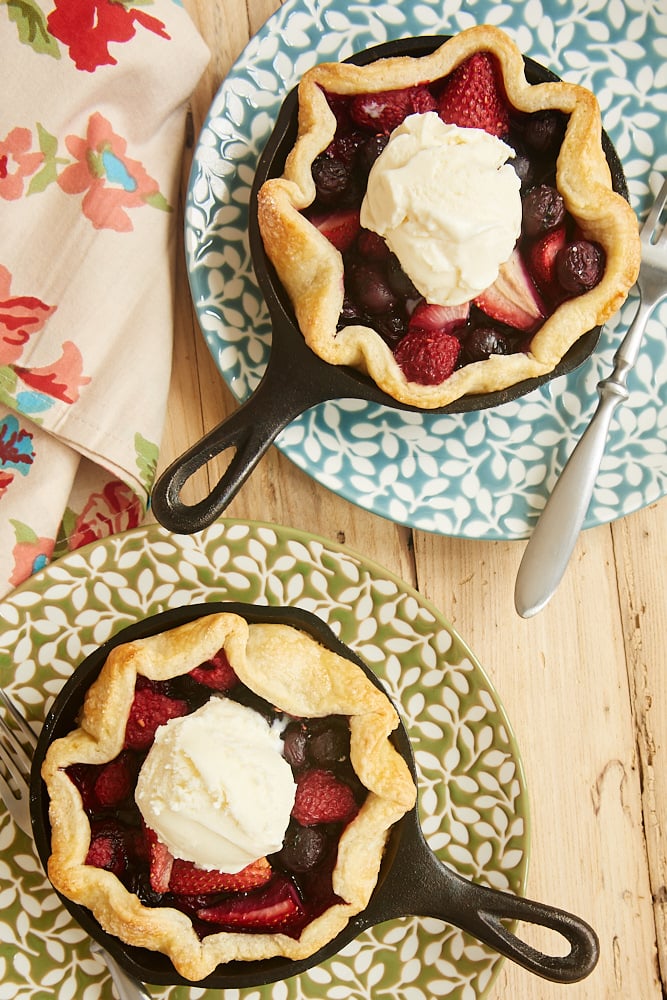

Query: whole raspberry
left=394, top=328, right=461, bottom=385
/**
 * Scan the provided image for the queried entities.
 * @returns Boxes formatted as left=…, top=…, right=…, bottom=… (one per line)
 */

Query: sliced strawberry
left=350, top=85, right=437, bottom=133
left=474, top=248, right=546, bottom=332
left=123, top=687, right=188, bottom=751
left=310, top=207, right=360, bottom=252
left=526, top=225, right=568, bottom=299
left=394, top=327, right=461, bottom=386
left=438, top=52, right=509, bottom=138
left=291, top=767, right=359, bottom=826
left=145, top=827, right=174, bottom=893
left=197, top=875, right=304, bottom=929
left=169, top=856, right=273, bottom=895
left=408, top=301, right=470, bottom=335
left=189, top=648, right=238, bottom=691
left=93, top=753, right=134, bottom=808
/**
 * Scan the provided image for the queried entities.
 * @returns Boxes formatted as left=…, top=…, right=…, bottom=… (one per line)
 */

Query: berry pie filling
left=257, top=26, right=640, bottom=407
left=306, top=57, right=605, bottom=384
left=66, top=654, right=366, bottom=940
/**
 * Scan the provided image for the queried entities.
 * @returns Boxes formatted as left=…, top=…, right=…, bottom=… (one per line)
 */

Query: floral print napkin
left=0, top=1, right=209, bottom=598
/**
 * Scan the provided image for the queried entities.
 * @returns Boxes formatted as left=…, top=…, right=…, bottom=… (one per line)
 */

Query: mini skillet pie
left=257, top=24, right=640, bottom=408
left=41, top=612, right=416, bottom=982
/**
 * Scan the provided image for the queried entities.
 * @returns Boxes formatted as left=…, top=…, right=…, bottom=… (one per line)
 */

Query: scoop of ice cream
left=360, top=113, right=522, bottom=306
left=135, top=698, right=296, bottom=873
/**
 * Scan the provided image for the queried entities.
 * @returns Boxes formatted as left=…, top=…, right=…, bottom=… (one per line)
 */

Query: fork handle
left=91, top=943, right=152, bottom=1000
left=514, top=298, right=651, bottom=618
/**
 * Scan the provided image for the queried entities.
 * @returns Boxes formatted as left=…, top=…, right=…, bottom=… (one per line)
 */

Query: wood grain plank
left=613, top=498, right=667, bottom=988
left=412, top=527, right=662, bottom=998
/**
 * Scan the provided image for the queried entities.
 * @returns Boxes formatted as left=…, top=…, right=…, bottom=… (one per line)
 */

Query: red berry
left=526, top=225, right=568, bottom=294
left=169, top=856, right=272, bottom=895
left=408, top=301, right=470, bottom=335
left=474, top=247, right=545, bottom=332
left=350, top=85, right=437, bottom=133
left=291, top=768, right=359, bottom=826
left=93, top=753, right=134, bottom=807
left=394, top=327, right=461, bottom=386
left=438, top=52, right=509, bottom=137
left=85, top=820, right=129, bottom=876
left=310, top=207, right=361, bottom=252
left=123, top=687, right=188, bottom=751
left=145, top=827, right=174, bottom=893
left=189, top=648, right=238, bottom=691
left=197, top=874, right=304, bottom=929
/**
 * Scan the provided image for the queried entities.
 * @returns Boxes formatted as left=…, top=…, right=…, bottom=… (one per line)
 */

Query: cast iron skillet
left=30, top=601, right=599, bottom=988
left=151, top=36, right=628, bottom=535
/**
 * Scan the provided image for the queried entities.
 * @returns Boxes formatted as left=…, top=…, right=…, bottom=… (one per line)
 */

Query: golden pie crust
left=41, top=612, right=416, bottom=981
left=257, top=24, right=640, bottom=408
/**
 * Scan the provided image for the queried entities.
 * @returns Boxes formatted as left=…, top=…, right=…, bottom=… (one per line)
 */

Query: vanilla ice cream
left=134, top=698, right=296, bottom=873
left=360, top=113, right=522, bottom=305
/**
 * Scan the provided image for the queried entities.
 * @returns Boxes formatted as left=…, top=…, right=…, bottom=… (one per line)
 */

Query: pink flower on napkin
left=47, top=0, right=170, bottom=72
left=0, top=127, right=44, bottom=200
left=0, top=265, right=56, bottom=365
left=13, top=341, right=91, bottom=405
left=57, top=112, right=170, bottom=231
left=69, top=479, right=143, bottom=548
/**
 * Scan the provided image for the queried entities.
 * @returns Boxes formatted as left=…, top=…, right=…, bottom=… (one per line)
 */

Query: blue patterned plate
left=185, top=0, right=667, bottom=539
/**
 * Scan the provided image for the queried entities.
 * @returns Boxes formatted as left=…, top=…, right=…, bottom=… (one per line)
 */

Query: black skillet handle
left=360, top=819, right=599, bottom=985
left=438, top=864, right=600, bottom=984
left=150, top=341, right=334, bottom=534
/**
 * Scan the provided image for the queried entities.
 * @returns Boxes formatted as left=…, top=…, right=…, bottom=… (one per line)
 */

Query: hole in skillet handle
left=30, top=601, right=599, bottom=988
left=249, top=33, right=631, bottom=412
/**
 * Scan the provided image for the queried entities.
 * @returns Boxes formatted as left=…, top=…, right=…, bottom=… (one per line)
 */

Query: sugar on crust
left=257, top=24, right=640, bottom=408
left=42, top=612, right=416, bottom=981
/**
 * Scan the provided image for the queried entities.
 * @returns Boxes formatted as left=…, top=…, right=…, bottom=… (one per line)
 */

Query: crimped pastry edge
left=256, top=24, right=640, bottom=408
left=41, top=613, right=416, bottom=982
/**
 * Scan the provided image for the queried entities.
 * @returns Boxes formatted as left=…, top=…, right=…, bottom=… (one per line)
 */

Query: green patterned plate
left=0, top=520, right=528, bottom=1000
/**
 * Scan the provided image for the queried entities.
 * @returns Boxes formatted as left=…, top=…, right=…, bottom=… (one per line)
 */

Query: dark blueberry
left=312, top=155, right=351, bottom=204
left=504, top=138, right=535, bottom=190
left=329, top=131, right=365, bottom=167
left=309, top=723, right=350, bottom=766
left=522, top=184, right=566, bottom=237
left=556, top=240, right=605, bottom=293
left=278, top=823, right=329, bottom=873
left=464, top=326, right=511, bottom=363
left=356, top=228, right=390, bottom=260
left=385, top=255, right=420, bottom=299
left=523, top=110, right=567, bottom=154
left=131, top=871, right=165, bottom=908
left=339, top=294, right=364, bottom=325
left=371, top=312, right=408, bottom=348
left=282, top=721, right=309, bottom=769
left=357, top=133, right=390, bottom=176
left=346, top=263, right=398, bottom=315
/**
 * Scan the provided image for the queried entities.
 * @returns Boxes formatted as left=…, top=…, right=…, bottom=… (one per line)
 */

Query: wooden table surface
left=154, top=3, right=667, bottom=996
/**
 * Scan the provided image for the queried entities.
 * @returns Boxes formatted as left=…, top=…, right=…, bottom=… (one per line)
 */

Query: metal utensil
left=0, top=687, right=152, bottom=1000
left=515, top=176, right=667, bottom=618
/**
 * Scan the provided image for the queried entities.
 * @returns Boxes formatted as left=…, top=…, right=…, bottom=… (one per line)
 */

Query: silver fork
left=515, top=176, right=667, bottom=618
left=0, top=687, right=152, bottom=1000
